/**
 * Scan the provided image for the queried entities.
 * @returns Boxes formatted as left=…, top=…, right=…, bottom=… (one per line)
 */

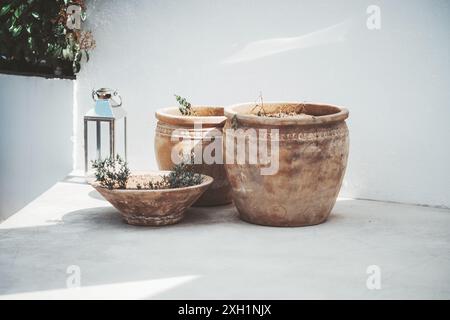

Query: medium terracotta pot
left=223, top=102, right=349, bottom=227
left=89, top=172, right=213, bottom=226
left=155, top=106, right=232, bottom=206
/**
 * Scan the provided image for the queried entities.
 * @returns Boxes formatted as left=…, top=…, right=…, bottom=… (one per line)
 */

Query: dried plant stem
left=251, top=91, right=267, bottom=116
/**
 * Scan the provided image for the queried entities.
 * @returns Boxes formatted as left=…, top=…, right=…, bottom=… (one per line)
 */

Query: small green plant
left=166, top=162, right=203, bottom=188
left=91, top=155, right=130, bottom=190
left=174, top=94, right=196, bottom=116
left=146, top=162, right=203, bottom=190
left=92, top=154, right=202, bottom=190
left=231, top=114, right=239, bottom=130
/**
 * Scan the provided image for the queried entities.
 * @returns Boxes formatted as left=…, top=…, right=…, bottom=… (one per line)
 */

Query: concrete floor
left=0, top=175, right=449, bottom=299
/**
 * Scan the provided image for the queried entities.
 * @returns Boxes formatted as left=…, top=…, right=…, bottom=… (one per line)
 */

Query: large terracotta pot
left=89, top=172, right=213, bottom=226
left=223, top=102, right=349, bottom=227
left=155, top=106, right=232, bottom=206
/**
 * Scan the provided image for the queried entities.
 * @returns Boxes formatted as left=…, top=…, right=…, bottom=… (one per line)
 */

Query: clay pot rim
left=225, top=101, right=349, bottom=126
left=87, top=171, right=214, bottom=193
left=156, top=106, right=227, bottom=127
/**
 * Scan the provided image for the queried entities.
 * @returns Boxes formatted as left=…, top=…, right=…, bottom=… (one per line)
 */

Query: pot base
left=123, top=211, right=184, bottom=226
left=238, top=213, right=329, bottom=227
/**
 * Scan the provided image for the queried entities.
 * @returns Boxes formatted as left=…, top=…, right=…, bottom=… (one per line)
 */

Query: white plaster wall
left=0, top=75, right=73, bottom=220
left=75, top=0, right=450, bottom=207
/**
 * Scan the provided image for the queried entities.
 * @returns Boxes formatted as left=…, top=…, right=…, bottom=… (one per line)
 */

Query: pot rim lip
left=87, top=171, right=214, bottom=193
left=156, top=106, right=227, bottom=127
left=224, top=101, right=349, bottom=126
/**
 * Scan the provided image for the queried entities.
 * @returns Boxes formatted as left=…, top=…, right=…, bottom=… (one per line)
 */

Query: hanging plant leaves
left=0, top=4, right=12, bottom=17
left=62, top=47, right=73, bottom=60
left=11, top=25, right=23, bottom=37
left=75, top=51, right=82, bottom=62
left=73, top=61, right=80, bottom=73
left=14, top=5, right=27, bottom=19
left=27, top=36, right=34, bottom=50
left=7, top=16, right=17, bottom=30
left=1, top=0, right=94, bottom=77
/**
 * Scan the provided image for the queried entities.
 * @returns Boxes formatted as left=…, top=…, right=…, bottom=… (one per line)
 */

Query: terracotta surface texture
left=89, top=172, right=213, bottom=226
left=224, top=102, right=349, bottom=227
left=155, top=106, right=232, bottom=206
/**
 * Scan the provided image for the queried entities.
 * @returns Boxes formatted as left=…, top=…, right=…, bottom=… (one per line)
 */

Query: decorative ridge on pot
left=156, top=106, right=227, bottom=128
left=225, top=101, right=349, bottom=127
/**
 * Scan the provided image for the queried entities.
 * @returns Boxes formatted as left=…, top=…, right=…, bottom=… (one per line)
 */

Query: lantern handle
left=112, top=90, right=122, bottom=107
left=92, top=89, right=98, bottom=101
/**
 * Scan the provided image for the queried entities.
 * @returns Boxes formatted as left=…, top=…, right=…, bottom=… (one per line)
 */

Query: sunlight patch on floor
left=0, top=275, right=200, bottom=300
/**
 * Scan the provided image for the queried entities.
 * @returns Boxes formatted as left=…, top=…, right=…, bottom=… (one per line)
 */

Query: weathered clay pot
left=155, top=106, right=232, bottom=206
left=224, top=102, right=349, bottom=227
left=89, top=172, right=213, bottom=226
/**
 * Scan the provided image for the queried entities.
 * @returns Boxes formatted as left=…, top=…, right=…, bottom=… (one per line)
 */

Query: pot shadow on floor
left=54, top=197, right=349, bottom=231
left=0, top=201, right=358, bottom=298
left=0, top=204, right=243, bottom=296
left=58, top=203, right=243, bottom=230
left=86, top=188, right=347, bottom=226
left=87, top=188, right=242, bottom=226
left=88, top=189, right=107, bottom=201
left=324, top=212, right=345, bottom=224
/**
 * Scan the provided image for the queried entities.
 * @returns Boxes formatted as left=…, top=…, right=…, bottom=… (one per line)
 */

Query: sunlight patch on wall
left=222, top=20, right=351, bottom=64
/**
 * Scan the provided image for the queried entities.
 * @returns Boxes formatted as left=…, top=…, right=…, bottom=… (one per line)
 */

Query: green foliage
left=166, top=162, right=203, bottom=188
left=0, top=0, right=94, bottom=76
left=174, top=94, right=196, bottom=116
left=92, top=155, right=130, bottom=190
left=231, top=114, right=239, bottom=130
left=145, top=162, right=204, bottom=190
left=91, top=155, right=203, bottom=191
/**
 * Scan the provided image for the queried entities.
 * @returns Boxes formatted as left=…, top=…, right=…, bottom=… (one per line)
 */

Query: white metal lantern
left=84, top=88, right=127, bottom=173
